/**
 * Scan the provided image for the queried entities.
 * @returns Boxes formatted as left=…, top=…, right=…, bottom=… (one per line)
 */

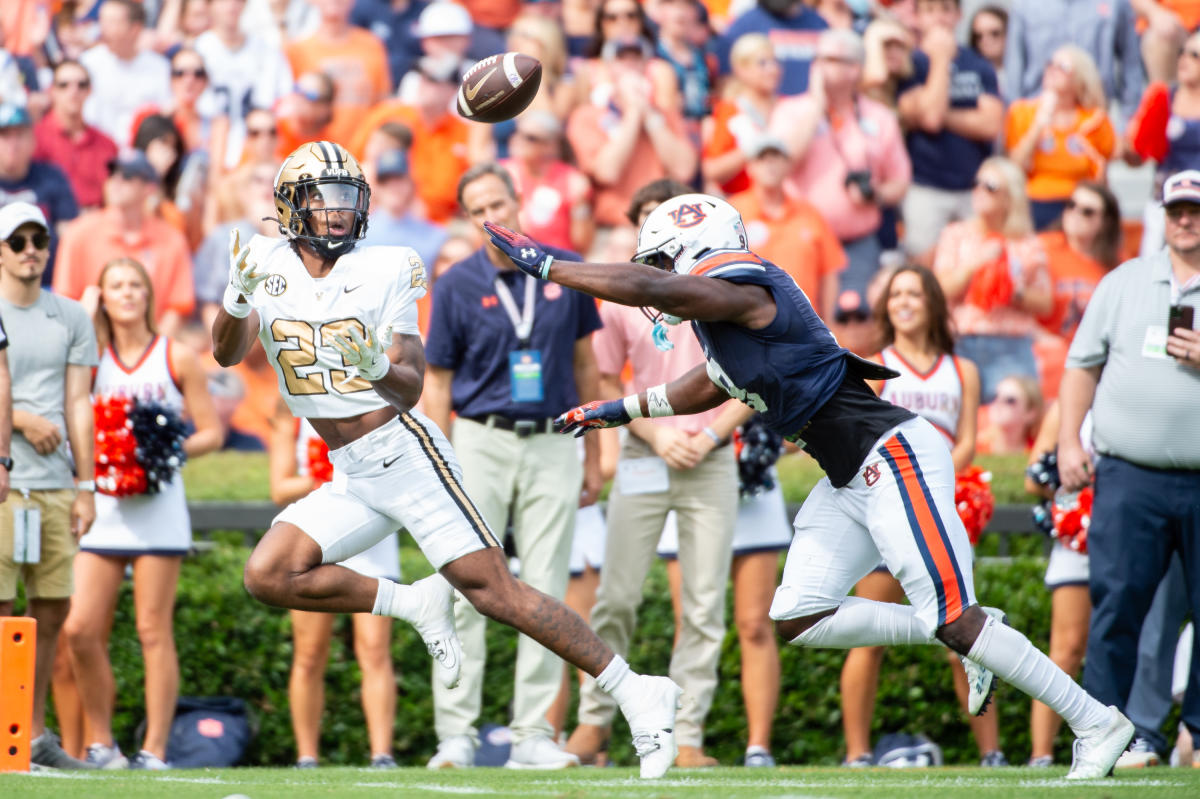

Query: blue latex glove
left=555, top=400, right=633, bottom=437
left=483, top=221, right=554, bottom=279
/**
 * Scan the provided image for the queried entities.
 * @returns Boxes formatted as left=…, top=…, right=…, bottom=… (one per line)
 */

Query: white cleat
left=427, top=734, right=475, bottom=769
left=623, top=676, right=683, bottom=779
left=962, top=606, right=1008, bottom=716
left=1067, top=706, right=1136, bottom=780
left=410, top=573, right=463, bottom=689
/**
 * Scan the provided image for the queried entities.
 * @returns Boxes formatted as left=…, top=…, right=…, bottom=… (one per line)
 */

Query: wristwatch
left=0, top=456, right=12, bottom=471
left=76, top=480, right=95, bottom=492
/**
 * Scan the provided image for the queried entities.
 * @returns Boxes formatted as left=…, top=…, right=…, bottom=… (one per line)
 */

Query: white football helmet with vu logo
left=633, top=193, right=749, bottom=276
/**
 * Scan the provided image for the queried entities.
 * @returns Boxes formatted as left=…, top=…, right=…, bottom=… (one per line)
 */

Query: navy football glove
left=555, top=400, right=633, bottom=437
left=483, top=221, right=554, bottom=279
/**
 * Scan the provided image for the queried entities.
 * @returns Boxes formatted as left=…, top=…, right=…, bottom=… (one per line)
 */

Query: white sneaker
left=621, top=675, right=683, bottom=779
left=504, top=734, right=580, bottom=769
left=427, top=734, right=475, bottom=769
left=962, top=606, right=1007, bottom=716
left=85, top=742, right=128, bottom=770
left=129, top=750, right=170, bottom=770
left=409, top=573, right=463, bottom=690
left=1114, top=737, right=1160, bottom=769
left=1067, top=706, right=1135, bottom=780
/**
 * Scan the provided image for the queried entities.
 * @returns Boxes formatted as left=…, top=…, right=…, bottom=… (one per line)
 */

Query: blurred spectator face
left=99, top=1, right=142, bottom=57
left=657, top=0, right=696, bottom=40
left=523, top=0, right=563, bottom=21
left=171, top=50, right=209, bottom=108
left=106, top=169, right=155, bottom=212
left=54, top=14, right=92, bottom=60
left=1062, top=186, right=1104, bottom=243
left=99, top=261, right=152, bottom=328
left=599, top=0, right=643, bottom=43
left=1165, top=201, right=1200, bottom=253
left=511, top=113, right=562, bottom=165
left=732, top=41, right=782, bottom=94
left=884, top=269, right=930, bottom=339
left=1042, top=49, right=1075, bottom=96
left=0, top=122, right=34, bottom=181
left=991, top=377, right=1040, bottom=433
left=815, top=51, right=862, bottom=98
left=462, top=172, right=523, bottom=240
left=882, top=32, right=912, bottom=77
left=210, top=0, right=248, bottom=31
left=415, top=68, right=457, bottom=119
left=1178, top=34, right=1200, bottom=84
left=970, top=10, right=1006, bottom=64
left=424, top=33, right=471, bottom=59
left=313, top=0, right=355, bottom=24
left=295, top=74, right=335, bottom=130
left=243, top=109, right=279, bottom=163
left=144, top=133, right=181, bottom=180
left=374, top=171, right=415, bottom=217
left=0, top=222, right=50, bottom=283
left=914, top=0, right=959, bottom=35
left=746, top=147, right=789, bottom=189
left=433, top=234, right=474, bottom=277
left=180, top=0, right=212, bottom=37
left=51, top=63, right=92, bottom=119
left=970, top=164, right=1009, bottom=219
left=242, top=163, right=279, bottom=221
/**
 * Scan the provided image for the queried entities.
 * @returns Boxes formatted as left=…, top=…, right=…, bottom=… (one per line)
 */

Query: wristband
left=76, top=480, right=95, bottom=492
left=701, top=426, right=722, bottom=445
left=623, top=394, right=643, bottom=419
left=223, top=283, right=252, bottom=318
left=646, top=384, right=674, bottom=418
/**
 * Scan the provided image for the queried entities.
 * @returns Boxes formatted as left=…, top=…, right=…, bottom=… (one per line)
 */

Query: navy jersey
left=689, top=251, right=914, bottom=487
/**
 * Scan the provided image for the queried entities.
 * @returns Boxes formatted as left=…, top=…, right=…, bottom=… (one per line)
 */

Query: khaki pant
left=432, top=418, right=581, bottom=745
left=0, top=489, right=76, bottom=601
left=577, top=435, right=737, bottom=747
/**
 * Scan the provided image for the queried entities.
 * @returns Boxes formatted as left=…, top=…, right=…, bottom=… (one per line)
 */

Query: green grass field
left=4, top=766, right=1199, bottom=799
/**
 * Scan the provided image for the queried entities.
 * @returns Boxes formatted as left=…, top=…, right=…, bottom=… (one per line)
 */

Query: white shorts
left=1044, top=541, right=1089, bottom=590
left=274, top=412, right=500, bottom=571
left=81, top=475, right=191, bottom=556
left=570, top=503, right=606, bottom=576
left=769, top=417, right=977, bottom=640
left=339, top=532, right=401, bottom=581
left=657, top=478, right=792, bottom=558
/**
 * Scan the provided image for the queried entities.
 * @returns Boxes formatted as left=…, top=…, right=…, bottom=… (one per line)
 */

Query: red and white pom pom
left=93, top=394, right=148, bottom=497
left=306, top=436, right=333, bottom=486
left=1051, top=486, right=1093, bottom=554
left=955, top=466, right=995, bottom=546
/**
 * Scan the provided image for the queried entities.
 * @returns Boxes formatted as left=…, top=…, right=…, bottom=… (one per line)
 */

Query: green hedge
left=53, top=531, right=1089, bottom=768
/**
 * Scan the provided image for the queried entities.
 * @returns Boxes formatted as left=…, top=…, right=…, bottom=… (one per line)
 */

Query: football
left=456, top=52, right=543, bottom=124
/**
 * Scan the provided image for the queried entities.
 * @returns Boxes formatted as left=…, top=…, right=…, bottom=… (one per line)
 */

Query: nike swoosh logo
left=382, top=455, right=400, bottom=468
left=344, top=285, right=362, bottom=293
left=464, top=68, right=497, bottom=101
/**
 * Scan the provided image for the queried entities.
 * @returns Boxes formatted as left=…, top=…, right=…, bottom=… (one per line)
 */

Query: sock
left=371, top=577, right=422, bottom=621
left=967, top=614, right=1110, bottom=734
left=746, top=745, right=770, bottom=756
left=595, top=654, right=639, bottom=707
left=371, top=577, right=395, bottom=616
left=791, top=597, right=934, bottom=648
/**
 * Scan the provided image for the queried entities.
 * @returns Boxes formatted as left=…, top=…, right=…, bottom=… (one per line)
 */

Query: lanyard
left=494, top=273, right=537, bottom=348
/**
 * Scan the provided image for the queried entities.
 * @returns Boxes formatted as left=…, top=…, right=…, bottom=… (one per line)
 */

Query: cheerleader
left=269, top=400, right=401, bottom=769
left=62, top=257, right=222, bottom=769
left=838, top=265, right=1006, bottom=767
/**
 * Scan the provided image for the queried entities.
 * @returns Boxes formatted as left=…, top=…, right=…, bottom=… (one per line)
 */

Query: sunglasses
left=1048, top=57, right=1074, bottom=74
left=4, top=231, right=50, bottom=253
left=995, top=394, right=1022, bottom=406
left=1066, top=198, right=1101, bottom=218
left=172, top=67, right=207, bottom=79
left=602, top=9, right=640, bottom=21
left=246, top=126, right=277, bottom=138
left=54, top=79, right=90, bottom=90
left=1184, top=49, right=1200, bottom=61
left=974, top=177, right=1002, bottom=193
left=974, top=28, right=1004, bottom=40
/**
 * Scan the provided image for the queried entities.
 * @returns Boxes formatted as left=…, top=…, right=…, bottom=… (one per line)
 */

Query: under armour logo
left=521, top=247, right=537, bottom=260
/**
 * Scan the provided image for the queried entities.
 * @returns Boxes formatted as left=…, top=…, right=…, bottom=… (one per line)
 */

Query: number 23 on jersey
left=271, top=318, right=373, bottom=395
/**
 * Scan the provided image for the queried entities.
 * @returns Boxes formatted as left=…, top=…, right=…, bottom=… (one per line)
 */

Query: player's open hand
left=229, top=229, right=268, bottom=298
left=331, top=324, right=392, bottom=382
left=555, top=400, right=633, bottom=437
left=483, top=222, right=554, bottom=279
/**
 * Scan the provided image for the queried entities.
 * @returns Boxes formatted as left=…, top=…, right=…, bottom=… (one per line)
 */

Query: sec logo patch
left=264, top=274, right=287, bottom=296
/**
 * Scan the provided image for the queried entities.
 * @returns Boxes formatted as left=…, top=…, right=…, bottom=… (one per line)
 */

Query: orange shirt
left=285, top=29, right=391, bottom=111
left=350, top=103, right=470, bottom=224
left=1136, top=0, right=1200, bottom=32
left=1036, top=231, right=1110, bottom=341
left=1004, top=100, right=1115, bottom=201
left=276, top=108, right=360, bottom=161
left=727, top=188, right=845, bottom=309
left=53, top=209, right=195, bottom=319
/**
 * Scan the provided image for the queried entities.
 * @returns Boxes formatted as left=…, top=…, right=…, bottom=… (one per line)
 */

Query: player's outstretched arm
left=557, top=363, right=727, bottom=435
left=484, top=222, right=773, bottom=327
left=212, top=307, right=259, bottom=367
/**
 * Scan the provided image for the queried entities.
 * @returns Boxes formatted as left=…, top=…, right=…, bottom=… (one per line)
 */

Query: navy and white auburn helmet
left=274, top=141, right=370, bottom=258
left=633, top=193, right=749, bottom=276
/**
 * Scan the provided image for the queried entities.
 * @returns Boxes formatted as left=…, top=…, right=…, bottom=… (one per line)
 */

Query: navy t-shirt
left=715, top=7, right=827, bottom=95
left=0, top=160, right=80, bottom=286
left=425, top=245, right=602, bottom=420
left=898, top=47, right=998, bottom=191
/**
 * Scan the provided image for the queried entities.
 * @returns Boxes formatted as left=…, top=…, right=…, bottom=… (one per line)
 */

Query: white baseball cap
left=415, top=2, right=473, bottom=38
left=0, top=201, right=49, bottom=240
left=1162, top=170, right=1200, bottom=206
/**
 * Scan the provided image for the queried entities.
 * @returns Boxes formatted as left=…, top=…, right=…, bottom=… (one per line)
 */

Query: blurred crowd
left=1, top=0, right=1198, bottom=774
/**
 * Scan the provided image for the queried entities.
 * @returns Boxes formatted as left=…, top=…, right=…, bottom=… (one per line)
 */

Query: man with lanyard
left=422, top=163, right=604, bottom=769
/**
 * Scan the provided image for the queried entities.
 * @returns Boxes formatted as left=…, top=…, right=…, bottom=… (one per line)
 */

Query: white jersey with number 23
left=242, top=235, right=427, bottom=419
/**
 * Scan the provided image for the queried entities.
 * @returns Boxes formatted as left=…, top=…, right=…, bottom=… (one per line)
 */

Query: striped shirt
left=1066, top=249, right=1200, bottom=468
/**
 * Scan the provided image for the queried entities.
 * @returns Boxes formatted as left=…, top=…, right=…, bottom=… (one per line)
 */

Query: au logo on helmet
left=668, top=203, right=708, bottom=228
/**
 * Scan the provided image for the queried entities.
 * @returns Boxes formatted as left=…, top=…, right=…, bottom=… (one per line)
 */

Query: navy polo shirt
left=898, top=47, right=998, bottom=191
left=425, top=245, right=602, bottom=420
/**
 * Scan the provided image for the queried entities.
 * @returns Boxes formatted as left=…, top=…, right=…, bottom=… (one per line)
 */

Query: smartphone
left=1168, top=304, right=1195, bottom=334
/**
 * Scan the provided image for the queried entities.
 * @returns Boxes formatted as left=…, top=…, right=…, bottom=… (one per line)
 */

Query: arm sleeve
left=65, top=301, right=99, bottom=367
left=0, top=313, right=7, bottom=350
left=381, top=249, right=428, bottom=336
